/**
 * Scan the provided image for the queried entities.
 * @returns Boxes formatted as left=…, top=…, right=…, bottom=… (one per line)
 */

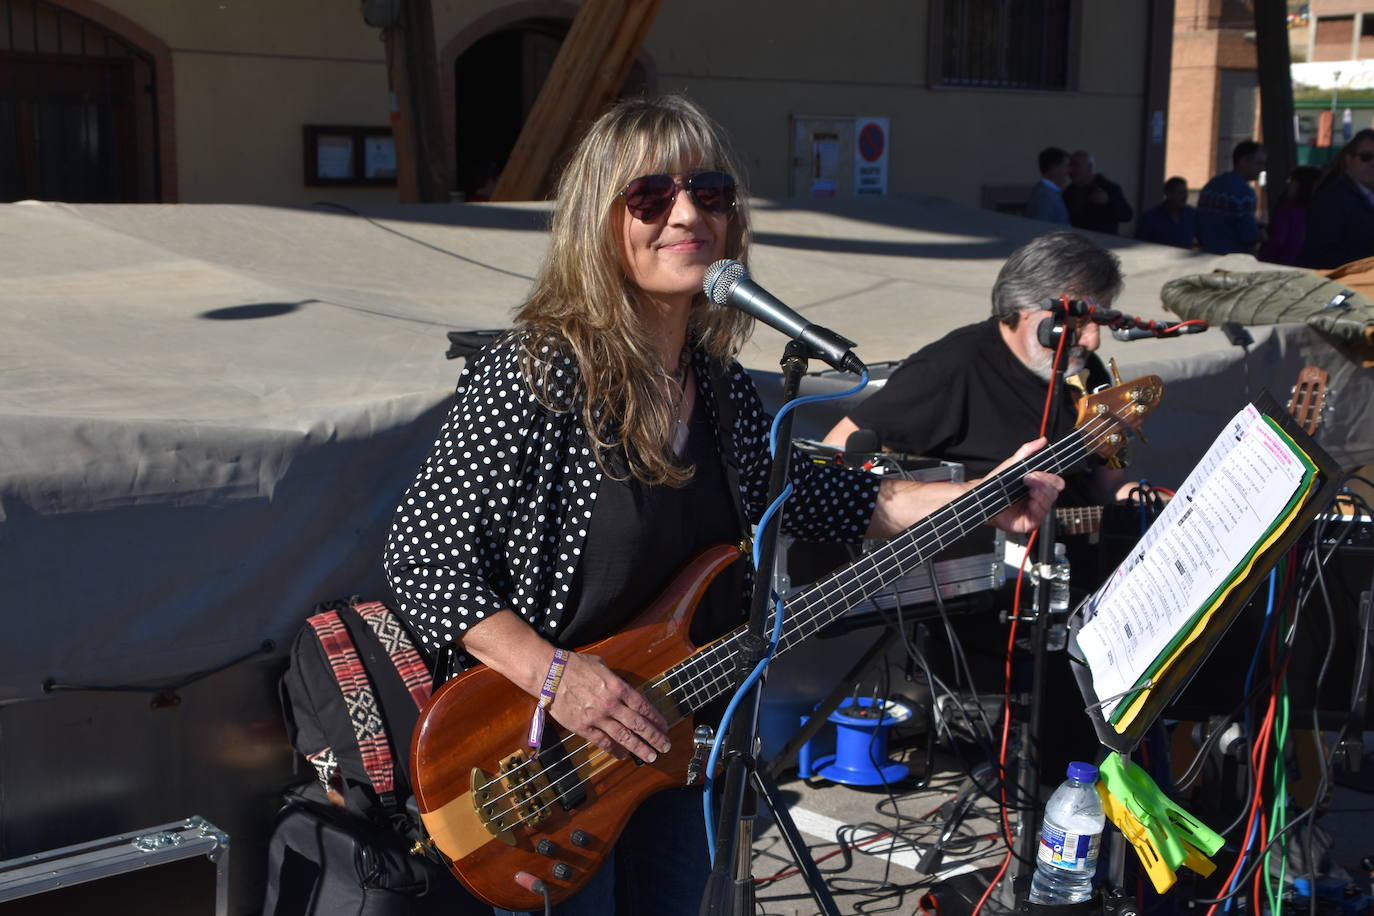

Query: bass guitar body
left=410, top=544, right=741, bottom=910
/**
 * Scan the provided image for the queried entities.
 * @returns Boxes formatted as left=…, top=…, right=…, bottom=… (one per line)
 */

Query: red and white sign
left=854, top=117, right=889, bottom=195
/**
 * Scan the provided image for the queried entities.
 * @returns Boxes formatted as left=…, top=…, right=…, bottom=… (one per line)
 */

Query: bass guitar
left=410, top=375, right=1164, bottom=910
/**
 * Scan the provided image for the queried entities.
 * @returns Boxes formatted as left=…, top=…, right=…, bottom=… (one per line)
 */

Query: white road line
left=782, top=806, right=982, bottom=880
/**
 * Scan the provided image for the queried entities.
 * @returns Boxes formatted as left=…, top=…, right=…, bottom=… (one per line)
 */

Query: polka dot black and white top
left=382, top=332, right=882, bottom=660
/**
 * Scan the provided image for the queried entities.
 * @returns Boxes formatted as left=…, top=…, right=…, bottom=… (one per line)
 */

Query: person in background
left=822, top=231, right=1130, bottom=508
left=1134, top=176, right=1198, bottom=249
left=822, top=231, right=1136, bottom=784
left=1063, top=149, right=1134, bottom=235
left=1258, top=165, right=1320, bottom=266
left=1025, top=147, right=1072, bottom=225
left=1196, top=140, right=1267, bottom=255
left=1298, top=129, right=1374, bottom=270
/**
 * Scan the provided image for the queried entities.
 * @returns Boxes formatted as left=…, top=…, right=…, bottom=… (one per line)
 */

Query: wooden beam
left=490, top=0, right=662, bottom=202
left=1254, top=0, right=1297, bottom=211
left=384, top=0, right=448, bottom=203
left=1137, top=0, right=1174, bottom=220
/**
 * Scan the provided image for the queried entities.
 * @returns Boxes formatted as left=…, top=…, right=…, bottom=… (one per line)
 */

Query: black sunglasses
left=619, top=171, right=736, bottom=221
left=1356, top=151, right=1374, bottom=163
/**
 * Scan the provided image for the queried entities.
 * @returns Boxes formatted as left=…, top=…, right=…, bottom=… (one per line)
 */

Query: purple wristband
left=528, top=648, right=569, bottom=751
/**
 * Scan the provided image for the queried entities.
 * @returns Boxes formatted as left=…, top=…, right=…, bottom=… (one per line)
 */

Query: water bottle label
left=1037, top=824, right=1100, bottom=872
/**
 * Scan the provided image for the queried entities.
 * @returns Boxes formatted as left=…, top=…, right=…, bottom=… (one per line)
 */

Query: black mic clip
left=1036, top=312, right=1077, bottom=350
left=1039, top=296, right=1092, bottom=318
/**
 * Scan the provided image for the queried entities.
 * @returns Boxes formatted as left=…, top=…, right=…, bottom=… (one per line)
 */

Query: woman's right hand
left=457, top=609, right=670, bottom=764
left=549, top=651, right=671, bottom=763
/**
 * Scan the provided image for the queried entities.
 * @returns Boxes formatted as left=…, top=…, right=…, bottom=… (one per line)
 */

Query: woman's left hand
left=867, top=437, right=1063, bottom=538
left=985, top=438, right=1064, bottom=534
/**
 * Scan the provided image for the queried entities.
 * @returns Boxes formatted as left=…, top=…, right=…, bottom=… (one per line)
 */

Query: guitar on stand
left=408, top=376, right=1163, bottom=911
left=1285, top=365, right=1329, bottom=437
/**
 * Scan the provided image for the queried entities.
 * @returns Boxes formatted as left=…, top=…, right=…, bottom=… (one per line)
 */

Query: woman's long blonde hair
left=515, top=95, right=754, bottom=486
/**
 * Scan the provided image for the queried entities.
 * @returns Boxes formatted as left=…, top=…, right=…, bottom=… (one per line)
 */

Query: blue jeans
left=495, top=786, right=711, bottom=916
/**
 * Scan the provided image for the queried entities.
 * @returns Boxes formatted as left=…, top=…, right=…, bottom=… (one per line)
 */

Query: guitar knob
left=551, top=861, right=574, bottom=881
left=536, top=838, right=557, bottom=857
left=569, top=829, right=591, bottom=848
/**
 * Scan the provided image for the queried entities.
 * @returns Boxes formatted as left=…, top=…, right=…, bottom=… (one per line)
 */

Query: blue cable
left=702, top=370, right=869, bottom=862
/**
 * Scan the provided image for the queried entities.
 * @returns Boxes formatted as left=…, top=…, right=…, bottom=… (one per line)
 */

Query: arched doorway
left=452, top=18, right=648, bottom=201
left=1, top=0, right=164, bottom=202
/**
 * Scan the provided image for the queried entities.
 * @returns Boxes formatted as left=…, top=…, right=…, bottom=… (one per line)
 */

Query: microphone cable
left=701, top=369, right=872, bottom=862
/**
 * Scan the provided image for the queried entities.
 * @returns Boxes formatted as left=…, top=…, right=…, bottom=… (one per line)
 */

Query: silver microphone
left=702, top=260, right=865, bottom=374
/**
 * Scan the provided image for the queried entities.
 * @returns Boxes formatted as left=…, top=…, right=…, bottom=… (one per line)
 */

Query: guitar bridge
left=471, top=750, right=555, bottom=843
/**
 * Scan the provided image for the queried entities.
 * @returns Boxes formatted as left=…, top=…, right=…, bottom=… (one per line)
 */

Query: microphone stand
left=1007, top=312, right=1073, bottom=904
left=699, top=339, right=843, bottom=916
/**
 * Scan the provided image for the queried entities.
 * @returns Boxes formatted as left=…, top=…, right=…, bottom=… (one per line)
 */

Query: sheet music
left=1076, top=404, right=1309, bottom=720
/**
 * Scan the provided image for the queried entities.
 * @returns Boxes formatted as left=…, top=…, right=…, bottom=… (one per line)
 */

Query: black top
left=560, top=398, right=744, bottom=649
left=384, top=335, right=880, bottom=663
left=848, top=317, right=1108, bottom=506
left=1298, top=175, right=1374, bottom=269
left=1063, top=175, right=1134, bottom=235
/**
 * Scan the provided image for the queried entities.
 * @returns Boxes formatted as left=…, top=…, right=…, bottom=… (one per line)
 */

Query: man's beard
left=1025, top=345, right=1088, bottom=381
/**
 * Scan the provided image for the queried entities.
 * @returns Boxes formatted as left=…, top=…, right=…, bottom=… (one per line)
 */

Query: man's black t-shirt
left=849, top=317, right=1109, bottom=506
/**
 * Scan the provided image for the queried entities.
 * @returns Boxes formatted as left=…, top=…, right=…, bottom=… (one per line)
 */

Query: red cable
left=1037, top=296, right=1073, bottom=439
left=1204, top=655, right=1285, bottom=916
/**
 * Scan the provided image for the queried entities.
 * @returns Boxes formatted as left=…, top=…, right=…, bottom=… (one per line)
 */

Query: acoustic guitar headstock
left=1286, top=366, right=1329, bottom=436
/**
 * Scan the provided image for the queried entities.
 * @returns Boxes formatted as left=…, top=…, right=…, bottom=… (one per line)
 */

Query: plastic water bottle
left=1027, top=761, right=1104, bottom=905
left=1045, top=542, right=1071, bottom=651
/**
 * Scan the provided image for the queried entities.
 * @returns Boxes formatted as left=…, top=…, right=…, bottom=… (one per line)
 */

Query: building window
left=929, top=0, right=1078, bottom=91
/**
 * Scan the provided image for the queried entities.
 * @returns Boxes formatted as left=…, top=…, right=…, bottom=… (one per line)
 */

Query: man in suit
left=1024, top=147, right=1072, bottom=225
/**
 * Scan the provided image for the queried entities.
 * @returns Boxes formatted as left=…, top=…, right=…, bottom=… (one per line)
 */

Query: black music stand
left=1068, top=393, right=1343, bottom=754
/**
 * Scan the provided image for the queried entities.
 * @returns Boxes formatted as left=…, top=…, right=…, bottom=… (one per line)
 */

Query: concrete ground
left=727, top=726, right=1374, bottom=916
left=749, top=745, right=1019, bottom=916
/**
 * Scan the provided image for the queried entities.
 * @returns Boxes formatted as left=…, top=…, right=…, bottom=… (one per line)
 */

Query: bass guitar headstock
left=1074, top=375, right=1164, bottom=460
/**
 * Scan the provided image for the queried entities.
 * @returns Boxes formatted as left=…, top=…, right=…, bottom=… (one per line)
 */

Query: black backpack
left=266, top=598, right=484, bottom=915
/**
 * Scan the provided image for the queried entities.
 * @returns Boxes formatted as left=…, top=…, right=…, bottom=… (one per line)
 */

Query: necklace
left=668, top=344, right=692, bottom=455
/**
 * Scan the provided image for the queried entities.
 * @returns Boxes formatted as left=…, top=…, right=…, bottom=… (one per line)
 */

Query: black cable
left=1302, top=523, right=1344, bottom=916
left=1190, top=805, right=1320, bottom=904
left=1174, top=476, right=1358, bottom=794
left=1190, top=510, right=1353, bottom=910
left=1172, top=509, right=1342, bottom=796
left=310, top=200, right=537, bottom=280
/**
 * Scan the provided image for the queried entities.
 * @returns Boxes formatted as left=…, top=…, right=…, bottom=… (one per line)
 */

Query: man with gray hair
left=823, top=233, right=1133, bottom=780
left=824, top=231, right=1127, bottom=506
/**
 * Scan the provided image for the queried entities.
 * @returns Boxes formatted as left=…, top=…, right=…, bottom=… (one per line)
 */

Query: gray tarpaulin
left=0, top=200, right=540, bottom=702
left=2, top=197, right=1370, bottom=703
left=1160, top=269, right=1374, bottom=364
